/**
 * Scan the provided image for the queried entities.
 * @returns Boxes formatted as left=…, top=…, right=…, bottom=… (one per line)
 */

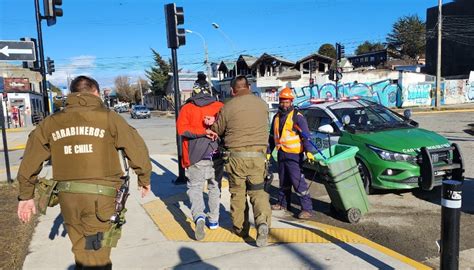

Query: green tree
left=146, top=49, right=171, bottom=96
left=318, top=43, right=336, bottom=59
left=386, top=15, right=426, bottom=59
left=355, top=41, right=386, bottom=55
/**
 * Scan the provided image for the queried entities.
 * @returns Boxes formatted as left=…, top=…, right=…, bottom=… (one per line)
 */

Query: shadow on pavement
left=48, top=213, right=67, bottom=240
left=172, top=247, right=218, bottom=270
left=412, top=178, right=474, bottom=215
left=149, top=157, right=237, bottom=241
left=278, top=220, right=395, bottom=269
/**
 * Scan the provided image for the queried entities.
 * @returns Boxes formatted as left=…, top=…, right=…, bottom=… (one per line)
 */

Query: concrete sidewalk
left=22, top=154, right=430, bottom=270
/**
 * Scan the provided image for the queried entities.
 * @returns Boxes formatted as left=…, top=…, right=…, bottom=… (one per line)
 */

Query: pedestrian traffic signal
left=21, top=37, right=40, bottom=71
left=46, top=57, right=55, bottom=75
left=164, top=3, right=186, bottom=49
left=336, top=43, right=345, bottom=61
left=43, top=0, right=63, bottom=26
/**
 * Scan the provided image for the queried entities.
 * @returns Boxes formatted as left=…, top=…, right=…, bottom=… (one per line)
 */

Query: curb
left=6, top=128, right=30, bottom=133
left=0, top=144, right=26, bottom=151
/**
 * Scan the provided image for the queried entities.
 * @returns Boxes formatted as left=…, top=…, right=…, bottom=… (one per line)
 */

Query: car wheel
left=356, top=158, right=373, bottom=195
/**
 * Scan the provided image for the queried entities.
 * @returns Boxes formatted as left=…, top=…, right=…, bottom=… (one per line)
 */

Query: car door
left=302, top=108, right=340, bottom=151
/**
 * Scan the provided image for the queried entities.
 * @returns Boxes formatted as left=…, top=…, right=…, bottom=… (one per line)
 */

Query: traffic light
left=336, top=43, right=345, bottom=61
left=21, top=37, right=40, bottom=71
left=43, top=0, right=63, bottom=26
left=46, top=57, right=55, bottom=75
left=164, top=3, right=186, bottom=49
left=309, top=77, right=314, bottom=87
left=329, top=69, right=335, bottom=81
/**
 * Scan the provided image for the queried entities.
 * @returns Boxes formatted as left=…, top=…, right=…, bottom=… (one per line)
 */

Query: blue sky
left=0, top=0, right=448, bottom=88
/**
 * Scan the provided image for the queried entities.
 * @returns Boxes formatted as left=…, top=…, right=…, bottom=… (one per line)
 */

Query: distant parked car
left=131, top=105, right=151, bottom=119
left=114, top=105, right=128, bottom=113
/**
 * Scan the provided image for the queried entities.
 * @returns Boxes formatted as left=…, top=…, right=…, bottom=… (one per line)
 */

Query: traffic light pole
left=171, top=48, right=186, bottom=184
left=0, top=99, right=13, bottom=183
left=335, top=44, right=339, bottom=99
left=34, top=0, right=50, bottom=117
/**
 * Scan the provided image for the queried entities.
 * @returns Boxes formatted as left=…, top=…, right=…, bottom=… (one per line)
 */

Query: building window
left=318, top=62, right=325, bottom=72
left=365, top=57, right=369, bottom=62
left=370, top=56, right=375, bottom=62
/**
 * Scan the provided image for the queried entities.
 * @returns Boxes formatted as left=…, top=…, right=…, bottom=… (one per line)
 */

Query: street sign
left=0, top=40, right=36, bottom=61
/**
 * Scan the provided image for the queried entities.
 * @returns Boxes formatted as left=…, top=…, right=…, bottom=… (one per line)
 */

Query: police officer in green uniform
left=210, top=75, right=271, bottom=247
left=17, top=76, right=152, bottom=270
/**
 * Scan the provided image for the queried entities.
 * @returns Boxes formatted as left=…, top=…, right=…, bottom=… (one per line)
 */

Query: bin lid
left=314, top=144, right=359, bottom=164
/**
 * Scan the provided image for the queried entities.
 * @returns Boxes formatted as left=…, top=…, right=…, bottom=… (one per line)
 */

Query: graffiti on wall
left=292, top=77, right=473, bottom=108
left=293, top=79, right=401, bottom=108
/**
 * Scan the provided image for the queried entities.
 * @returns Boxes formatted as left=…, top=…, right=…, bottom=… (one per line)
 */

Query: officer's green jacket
left=211, top=93, right=269, bottom=149
left=18, top=93, right=152, bottom=200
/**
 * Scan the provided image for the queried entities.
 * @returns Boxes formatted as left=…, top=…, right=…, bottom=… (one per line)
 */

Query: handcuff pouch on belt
left=36, top=178, right=59, bottom=215
left=264, top=160, right=274, bottom=193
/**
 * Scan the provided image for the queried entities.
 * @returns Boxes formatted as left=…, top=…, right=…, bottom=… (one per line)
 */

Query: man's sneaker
left=208, top=220, right=219, bottom=230
left=194, top=217, right=206, bottom=241
left=256, top=223, right=269, bottom=247
left=298, top=210, right=313, bottom=220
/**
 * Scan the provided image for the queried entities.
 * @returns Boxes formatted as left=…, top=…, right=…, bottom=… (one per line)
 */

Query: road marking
left=413, top=109, right=474, bottom=115
left=0, top=144, right=26, bottom=151
left=6, top=128, right=29, bottom=133
left=143, top=193, right=430, bottom=269
left=0, top=165, right=20, bottom=174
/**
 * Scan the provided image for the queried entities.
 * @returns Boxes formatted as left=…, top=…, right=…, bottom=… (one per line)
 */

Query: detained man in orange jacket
left=176, top=79, right=223, bottom=241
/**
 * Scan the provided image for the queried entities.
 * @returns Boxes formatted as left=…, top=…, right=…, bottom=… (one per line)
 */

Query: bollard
left=440, top=180, right=462, bottom=270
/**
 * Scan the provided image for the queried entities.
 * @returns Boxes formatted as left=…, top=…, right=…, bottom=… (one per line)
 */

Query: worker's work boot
left=298, top=210, right=313, bottom=220
left=271, top=204, right=286, bottom=211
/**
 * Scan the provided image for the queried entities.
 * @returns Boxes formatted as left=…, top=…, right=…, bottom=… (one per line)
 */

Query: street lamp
left=211, top=22, right=238, bottom=76
left=185, top=29, right=213, bottom=89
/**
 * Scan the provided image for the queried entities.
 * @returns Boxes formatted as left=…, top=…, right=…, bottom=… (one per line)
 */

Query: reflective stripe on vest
left=274, top=110, right=303, bottom=154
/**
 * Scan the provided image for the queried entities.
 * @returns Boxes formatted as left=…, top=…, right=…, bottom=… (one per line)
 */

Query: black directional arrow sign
left=0, top=40, right=36, bottom=61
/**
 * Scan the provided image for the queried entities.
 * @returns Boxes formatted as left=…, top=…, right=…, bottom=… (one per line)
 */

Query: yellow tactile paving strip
left=143, top=186, right=430, bottom=269
left=0, top=144, right=26, bottom=151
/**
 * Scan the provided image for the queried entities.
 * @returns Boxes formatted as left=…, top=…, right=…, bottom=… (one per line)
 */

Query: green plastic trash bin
left=313, top=144, right=370, bottom=223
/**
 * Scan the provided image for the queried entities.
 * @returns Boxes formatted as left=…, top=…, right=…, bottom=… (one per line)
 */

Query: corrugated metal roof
left=251, top=53, right=294, bottom=68
left=295, top=53, right=334, bottom=66
left=218, top=61, right=235, bottom=70
left=240, top=55, right=258, bottom=67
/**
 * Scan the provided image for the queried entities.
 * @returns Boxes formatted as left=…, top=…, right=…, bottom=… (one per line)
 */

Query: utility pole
left=204, top=44, right=213, bottom=90
left=138, top=78, right=144, bottom=105
left=435, top=0, right=443, bottom=109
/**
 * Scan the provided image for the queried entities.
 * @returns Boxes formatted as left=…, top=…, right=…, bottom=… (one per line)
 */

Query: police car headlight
left=368, top=145, right=417, bottom=163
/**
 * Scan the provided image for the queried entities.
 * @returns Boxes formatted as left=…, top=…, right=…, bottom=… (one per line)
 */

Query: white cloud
left=47, top=55, right=96, bottom=87
left=48, top=55, right=149, bottom=90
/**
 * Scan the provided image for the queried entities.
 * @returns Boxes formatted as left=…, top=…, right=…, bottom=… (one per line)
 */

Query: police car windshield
left=330, top=101, right=408, bottom=131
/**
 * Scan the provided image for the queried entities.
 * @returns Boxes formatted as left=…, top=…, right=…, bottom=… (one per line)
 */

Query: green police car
left=298, top=97, right=461, bottom=193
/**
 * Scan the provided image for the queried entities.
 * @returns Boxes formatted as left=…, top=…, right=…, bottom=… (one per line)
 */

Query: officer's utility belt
left=57, top=181, right=125, bottom=250
left=56, top=182, right=117, bottom=197
left=229, top=151, right=266, bottom=158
